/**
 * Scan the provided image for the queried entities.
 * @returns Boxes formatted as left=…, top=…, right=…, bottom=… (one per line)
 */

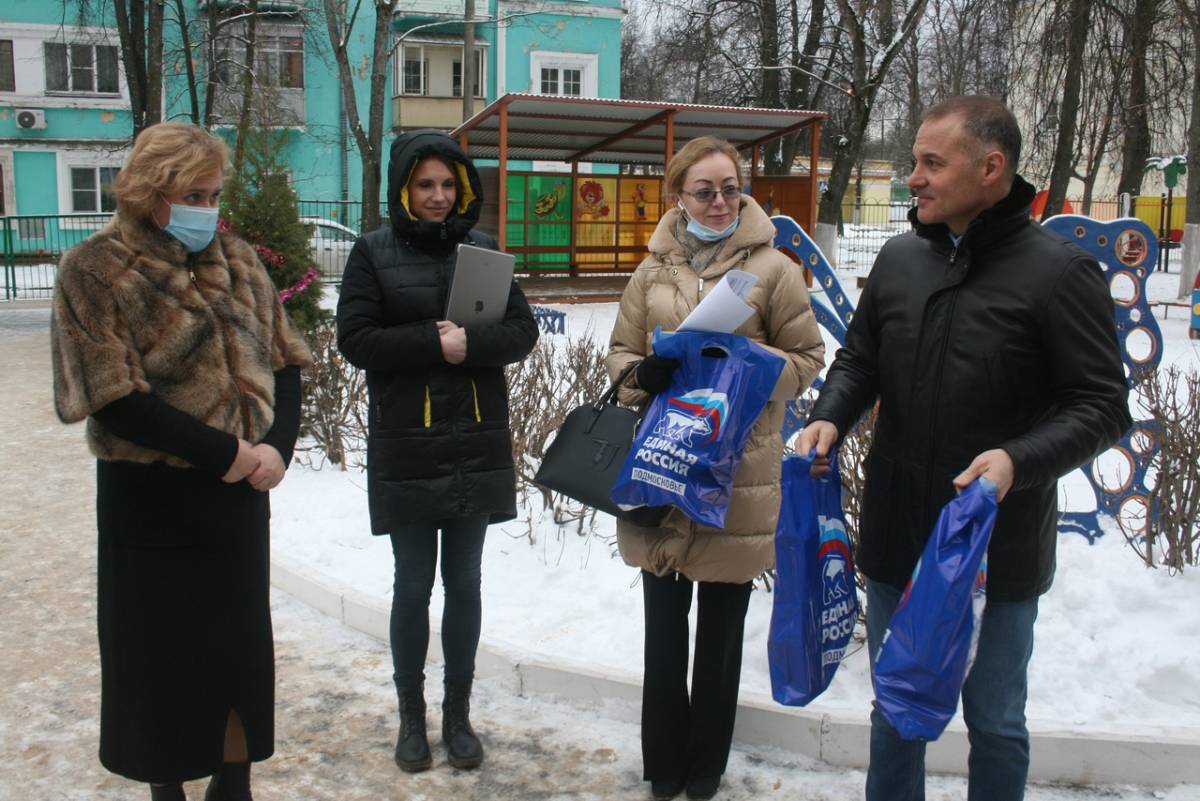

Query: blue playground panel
left=1044, top=216, right=1163, bottom=542
left=530, top=305, right=567, bottom=335
left=1192, top=274, right=1200, bottom=339
left=772, top=213, right=1165, bottom=544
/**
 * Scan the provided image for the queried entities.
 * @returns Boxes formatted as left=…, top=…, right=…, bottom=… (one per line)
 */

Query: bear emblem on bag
left=817, top=516, right=854, bottom=606
left=657, top=389, right=728, bottom=446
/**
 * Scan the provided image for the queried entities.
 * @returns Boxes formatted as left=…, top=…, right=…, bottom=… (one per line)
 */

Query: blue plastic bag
left=610, top=330, right=784, bottom=528
left=768, top=450, right=858, bottom=706
left=872, top=478, right=998, bottom=741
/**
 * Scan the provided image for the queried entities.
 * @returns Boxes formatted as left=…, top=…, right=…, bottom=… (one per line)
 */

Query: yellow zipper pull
left=423, top=386, right=432, bottom=428
left=471, top=380, right=482, bottom=422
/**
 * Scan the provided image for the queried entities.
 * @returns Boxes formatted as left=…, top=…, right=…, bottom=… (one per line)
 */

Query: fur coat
left=52, top=213, right=313, bottom=466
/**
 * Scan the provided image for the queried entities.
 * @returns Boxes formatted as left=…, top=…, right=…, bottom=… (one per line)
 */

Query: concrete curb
left=271, top=553, right=1200, bottom=787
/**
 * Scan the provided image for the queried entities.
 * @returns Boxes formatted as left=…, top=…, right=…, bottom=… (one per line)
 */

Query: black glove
left=635, top=354, right=680, bottom=395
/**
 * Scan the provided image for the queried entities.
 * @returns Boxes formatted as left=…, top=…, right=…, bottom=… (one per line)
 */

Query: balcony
left=392, top=96, right=485, bottom=130
left=393, top=0, right=481, bottom=32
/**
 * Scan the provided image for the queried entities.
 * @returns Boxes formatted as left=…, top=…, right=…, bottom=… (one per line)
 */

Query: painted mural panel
left=616, top=176, right=662, bottom=267
left=575, top=177, right=617, bottom=268
left=506, top=173, right=571, bottom=270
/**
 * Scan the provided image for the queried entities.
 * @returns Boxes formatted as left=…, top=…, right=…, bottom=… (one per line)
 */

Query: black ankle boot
left=686, top=775, right=721, bottom=800
left=395, top=684, right=432, bottom=772
left=203, top=762, right=252, bottom=801
left=441, top=679, right=483, bottom=769
left=150, top=783, right=186, bottom=801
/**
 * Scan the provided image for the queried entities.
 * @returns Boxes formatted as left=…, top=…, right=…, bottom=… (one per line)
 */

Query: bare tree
left=231, top=0, right=259, bottom=179
left=1179, top=0, right=1200, bottom=298
left=1041, top=0, right=1091, bottom=219
left=111, top=0, right=165, bottom=136
left=1063, top=4, right=1124, bottom=213
left=170, top=0, right=201, bottom=125
left=320, top=0, right=397, bottom=235
left=816, top=0, right=929, bottom=234
left=1114, top=0, right=1160, bottom=197
left=770, top=0, right=832, bottom=172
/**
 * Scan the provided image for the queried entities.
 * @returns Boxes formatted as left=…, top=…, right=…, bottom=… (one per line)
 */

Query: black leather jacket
left=336, top=132, right=538, bottom=533
left=810, top=177, right=1131, bottom=601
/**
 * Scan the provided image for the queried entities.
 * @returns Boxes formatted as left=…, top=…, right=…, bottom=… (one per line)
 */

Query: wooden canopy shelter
left=450, top=93, right=827, bottom=272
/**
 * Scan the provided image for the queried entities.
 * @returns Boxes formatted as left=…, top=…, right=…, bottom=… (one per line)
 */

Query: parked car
left=302, top=217, right=359, bottom=279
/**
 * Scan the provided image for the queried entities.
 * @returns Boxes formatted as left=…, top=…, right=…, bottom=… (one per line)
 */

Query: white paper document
left=676, top=270, right=759, bottom=334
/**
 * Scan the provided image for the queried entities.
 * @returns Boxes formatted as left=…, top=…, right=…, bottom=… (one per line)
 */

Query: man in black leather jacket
left=798, top=96, right=1131, bottom=801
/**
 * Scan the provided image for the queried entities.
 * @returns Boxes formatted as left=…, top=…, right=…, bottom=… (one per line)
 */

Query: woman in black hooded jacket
left=336, top=130, right=538, bottom=773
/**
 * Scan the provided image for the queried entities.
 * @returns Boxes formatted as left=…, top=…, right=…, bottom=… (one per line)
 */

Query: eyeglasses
left=679, top=186, right=742, bottom=204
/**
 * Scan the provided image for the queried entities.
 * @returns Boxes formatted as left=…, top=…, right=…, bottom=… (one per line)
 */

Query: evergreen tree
left=221, top=128, right=326, bottom=334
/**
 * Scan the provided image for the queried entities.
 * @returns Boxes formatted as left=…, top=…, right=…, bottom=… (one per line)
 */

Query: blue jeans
left=864, top=578, right=1039, bottom=801
left=388, top=515, right=488, bottom=690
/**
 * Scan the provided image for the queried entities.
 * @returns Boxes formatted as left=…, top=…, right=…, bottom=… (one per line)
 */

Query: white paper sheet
left=676, top=270, right=758, bottom=333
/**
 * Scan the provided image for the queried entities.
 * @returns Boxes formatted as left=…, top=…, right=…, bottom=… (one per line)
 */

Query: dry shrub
left=838, top=404, right=878, bottom=586
left=505, top=330, right=611, bottom=533
left=297, top=320, right=368, bottom=469
left=1119, top=367, right=1200, bottom=571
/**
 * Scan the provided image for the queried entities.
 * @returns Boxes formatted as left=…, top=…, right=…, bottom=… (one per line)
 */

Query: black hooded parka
left=336, top=130, right=538, bottom=534
left=809, top=176, right=1132, bottom=601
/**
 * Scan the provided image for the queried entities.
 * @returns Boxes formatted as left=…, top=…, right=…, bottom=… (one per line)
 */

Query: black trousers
left=640, top=570, right=753, bottom=783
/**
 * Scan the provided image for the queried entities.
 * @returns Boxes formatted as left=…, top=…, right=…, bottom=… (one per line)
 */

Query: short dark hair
left=922, top=95, right=1021, bottom=177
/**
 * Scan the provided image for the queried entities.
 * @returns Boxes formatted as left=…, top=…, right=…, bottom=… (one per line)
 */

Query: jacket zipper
left=924, top=248, right=961, bottom=526
left=470, top=380, right=482, bottom=422
left=423, top=385, right=432, bottom=428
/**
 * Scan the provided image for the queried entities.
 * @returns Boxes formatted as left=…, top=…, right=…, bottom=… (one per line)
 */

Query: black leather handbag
left=534, top=362, right=669, bottom=527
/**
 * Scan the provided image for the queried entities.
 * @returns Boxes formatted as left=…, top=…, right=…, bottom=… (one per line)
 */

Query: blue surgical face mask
left=677, top=201, right=740, bottom=242
left=163, top=202, right=218, bottom=253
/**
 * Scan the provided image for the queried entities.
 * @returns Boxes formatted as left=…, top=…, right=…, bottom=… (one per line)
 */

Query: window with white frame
left=452, top=51, right=484, bottom=98
left=215, top=26, right=303, bottom=89
left=529, top=51, right=597, bottom=97
left=256, top=34, right=304, bottom=88
left=69, top=166, right=120, bottom=213
left=401, top=46, right=427, bottom=95
left=45, top=41, right=119, bottom=94
left=0, top=40, right=14, bottom=92
left=540, top=67, right=581, bottom=95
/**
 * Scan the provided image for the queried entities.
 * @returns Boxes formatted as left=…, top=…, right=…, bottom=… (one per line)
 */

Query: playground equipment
left=772, top=212, right=1166, bottom=544
left=1192, top=269, right=1200, bottom=340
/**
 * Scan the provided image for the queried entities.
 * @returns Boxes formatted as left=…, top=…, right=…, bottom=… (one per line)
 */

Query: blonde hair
left=113, top=122, right=230, bottom=220
left=664, top=136, right=744, bottom=197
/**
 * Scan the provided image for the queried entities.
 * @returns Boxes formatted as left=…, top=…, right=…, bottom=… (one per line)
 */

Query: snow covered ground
left=281, top=268, right=1200, bottom=749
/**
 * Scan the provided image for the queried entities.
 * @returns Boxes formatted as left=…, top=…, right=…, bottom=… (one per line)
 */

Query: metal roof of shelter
left=450, top=93, right=827, bottom=166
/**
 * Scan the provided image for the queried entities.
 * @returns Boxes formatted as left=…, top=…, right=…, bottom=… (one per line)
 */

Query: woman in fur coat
left=50, top=122, right=312, bottom=801
left=606, top=136, right=825, bottom=801
left=336, top=130, right=538, bottom=774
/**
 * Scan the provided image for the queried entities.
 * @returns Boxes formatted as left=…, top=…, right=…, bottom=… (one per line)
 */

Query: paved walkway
left=2, top=305, right=1193, bottom=801
left=0, top=309, right=837, bottom=801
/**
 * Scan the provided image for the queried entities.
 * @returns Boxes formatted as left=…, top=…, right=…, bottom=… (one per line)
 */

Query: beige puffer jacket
left=606, top=195, right=825, bottom=583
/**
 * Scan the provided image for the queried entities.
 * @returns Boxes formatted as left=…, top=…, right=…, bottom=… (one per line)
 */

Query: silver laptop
left=444, top=243, right=516, bottom=326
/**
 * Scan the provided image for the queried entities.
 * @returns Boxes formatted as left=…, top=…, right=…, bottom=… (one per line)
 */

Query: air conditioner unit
left=16, top=109, right=47, bottom=130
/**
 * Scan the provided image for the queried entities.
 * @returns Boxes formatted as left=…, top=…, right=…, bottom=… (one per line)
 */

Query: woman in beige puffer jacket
left=606, top=136, right=824, bottom=801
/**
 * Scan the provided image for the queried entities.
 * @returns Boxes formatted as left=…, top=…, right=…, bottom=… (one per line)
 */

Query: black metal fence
left=2, top=214, right=112, bottom=301
left=1, top=198, right=1150, bottom=301
left=296, top=200, right=387, bottom=237
left=835, top=202, right=913, bottom=273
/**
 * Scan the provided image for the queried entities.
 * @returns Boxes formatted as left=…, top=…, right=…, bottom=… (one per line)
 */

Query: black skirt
left=95, top=459, right=274, bottom=783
